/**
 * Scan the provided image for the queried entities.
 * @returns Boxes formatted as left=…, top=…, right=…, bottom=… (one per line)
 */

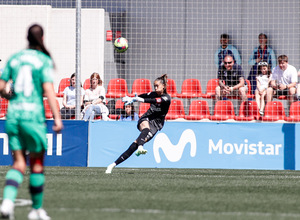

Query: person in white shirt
left=60, top=73, right=85, bottom=119
left=255, top=62, right=272, bottom=115
left=266, top=55, right=297, bottom=106
left=82, top=72, right=109, bottom=121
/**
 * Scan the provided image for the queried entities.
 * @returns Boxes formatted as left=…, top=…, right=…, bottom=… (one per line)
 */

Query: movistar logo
left=153, top=129, right=196, bottom=163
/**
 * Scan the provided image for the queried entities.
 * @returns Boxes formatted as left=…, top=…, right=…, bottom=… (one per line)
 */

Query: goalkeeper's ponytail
left=155, top=74, right=168, bottom=94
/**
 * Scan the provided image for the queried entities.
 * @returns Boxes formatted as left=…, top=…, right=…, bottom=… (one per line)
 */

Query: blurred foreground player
left=0, top=24, right=63, bottom=219
left=106, top=74, right=171, bottom=174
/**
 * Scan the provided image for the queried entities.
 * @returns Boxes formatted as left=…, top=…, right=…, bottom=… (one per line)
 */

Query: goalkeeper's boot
left=135, top=145, right=147, bottom=156
left=0, top=199, right=14, bottom=219
left=28, top=208, right=51, bottom=220
left=105, top=163, right=116, bottom=174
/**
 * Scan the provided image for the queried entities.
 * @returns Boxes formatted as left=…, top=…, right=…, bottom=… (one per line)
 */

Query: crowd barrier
left=0, top=120, right=88, bottom=167
left=0, top=120, right=299, bottom=170
left=89, top=121, right=298, bottom=170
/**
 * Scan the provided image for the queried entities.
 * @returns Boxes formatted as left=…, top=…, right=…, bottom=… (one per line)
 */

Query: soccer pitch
left=1, top=167, right=300, bottom=220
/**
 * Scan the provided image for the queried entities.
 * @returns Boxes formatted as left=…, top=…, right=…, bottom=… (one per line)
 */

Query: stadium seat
left=165, top=99, right=185, bottom=120
left=184, top=100, right=210, bottom=120
left=234, top=101, right=260, bottom=121
left=177, top=79, right=202, bottom=99
left=83, top=78, right=90, bottom=90
left=167, top=78, right=178, bottom=97
left=109, top=99, right=124, bottom=120
left=0, top=98, right=8, bottom=118
left=56, top=78, right=70, bottom=97
left=245, top=79, right=254, bottom=99
left=106, top=78, right=129, bottom=99
left=202, top=78, right=219, bottom=99
left=284, top=101, right=300, bottom=122
left=43, top=98, right=60, bottom=119
left=138, top=102, right=150, bottom=117
left=209, top=100, right=235, bottom=121
left=129, top=78, right=152, bottom=97
left=261, top=101, right=285, bottom=121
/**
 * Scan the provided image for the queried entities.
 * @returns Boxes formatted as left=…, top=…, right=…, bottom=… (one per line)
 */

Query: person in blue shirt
left=119, top=103, right=139, bottom=121
left=214, top=33, right=241, bottom=68
left=248, top=33, right=276, bottom=94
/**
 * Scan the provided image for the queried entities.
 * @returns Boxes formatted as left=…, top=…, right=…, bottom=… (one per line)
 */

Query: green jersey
left=1, top=49, right=54, bottom=122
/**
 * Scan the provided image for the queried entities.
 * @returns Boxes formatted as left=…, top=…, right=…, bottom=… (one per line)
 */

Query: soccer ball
left=114, top=37, right=128, bottom=53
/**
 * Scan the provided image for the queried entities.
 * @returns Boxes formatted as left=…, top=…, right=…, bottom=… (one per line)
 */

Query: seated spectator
left=82, top=72, right=109, bottom=121
left=60, top=73, right=85, bottom=119
left=215, top=55, right=247, bottom=101
left=255, top=62, right=272, bottom=115
left=119, top=103, right=139, bottom=121
left=248, top=33, right=276, bottom=94
left=214, top=33, right=241, bottom=68
left=266, top=55, right=297, bottom=106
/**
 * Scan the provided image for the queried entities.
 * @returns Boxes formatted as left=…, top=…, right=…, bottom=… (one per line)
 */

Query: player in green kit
left=0, top=24, right=63, bottom=220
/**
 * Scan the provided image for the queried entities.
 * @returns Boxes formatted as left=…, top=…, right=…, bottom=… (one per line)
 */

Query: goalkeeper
left=106, top=74, right=171, bottom=174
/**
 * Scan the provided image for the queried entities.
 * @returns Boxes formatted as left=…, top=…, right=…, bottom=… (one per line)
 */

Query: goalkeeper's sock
left=3, top=169, right=24, bottom=202
left=29, top=173, right=45, bottom=209
left=136, top=128, right=151, bottom=146
left=115, top=142, right=138, bottom=165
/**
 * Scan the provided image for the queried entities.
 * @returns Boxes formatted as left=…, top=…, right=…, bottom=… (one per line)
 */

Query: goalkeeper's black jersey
left=139, top=92, right=171, bottom=129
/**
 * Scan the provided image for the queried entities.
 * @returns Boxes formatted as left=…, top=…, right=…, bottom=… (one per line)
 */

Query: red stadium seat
left=202, top=79, right=219, bottom=99
left=261, top=101, right=285, bottom=121
left=209, top=100, right=235, bottom=121
left=83, top=78, right=90, bottom=90
left=43, top=98, right=60, bottom=119
left=138, top=103, right=150, bottom=117
left=166, top=78, right=178, bottom=97
left=106, top=78, right=129, bottom=99
left=245, top=79, right=254, bottom=99
left=184, top=100, right=210, bottom=120
left=234, top=101, right=260, bottom=121
left=0, top=98, right=8, bottom=118
left=177, top=79, right=202, bottom=99
left=284, top=101, right=300, bottom=122
left=108, top=99, right=124, bottom=120
left=129, top=78, right=152, bottom=97
left=165, top=99, right=185, bottom=120
left=56, top=78, right=70, bottom=97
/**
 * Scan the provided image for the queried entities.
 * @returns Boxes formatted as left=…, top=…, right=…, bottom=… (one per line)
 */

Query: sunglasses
left=224, top=61, right=233, bottom=65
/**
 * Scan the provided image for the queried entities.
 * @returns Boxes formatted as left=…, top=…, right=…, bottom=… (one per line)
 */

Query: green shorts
left=5, top=119, right=47, bottom=153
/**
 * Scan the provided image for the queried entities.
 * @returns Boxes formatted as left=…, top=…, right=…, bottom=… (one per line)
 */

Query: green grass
left=1, top=167, right=300, bottom=220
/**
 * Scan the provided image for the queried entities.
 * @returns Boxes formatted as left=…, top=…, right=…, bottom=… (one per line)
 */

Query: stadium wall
left=88, top=121, right=300, bottom=170
left=0, top=120, right=299, bottom=170
left=0, top=5, right=105, bottom=90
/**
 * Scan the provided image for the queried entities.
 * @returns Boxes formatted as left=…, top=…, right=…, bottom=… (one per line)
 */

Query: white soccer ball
left=114, top=37, right=128, bottom=53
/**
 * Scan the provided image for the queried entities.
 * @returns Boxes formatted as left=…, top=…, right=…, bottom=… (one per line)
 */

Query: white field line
left=58, top=207, right=300, bottom=218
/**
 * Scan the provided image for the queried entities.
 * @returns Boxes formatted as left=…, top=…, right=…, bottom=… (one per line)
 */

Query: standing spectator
left=266, top=55, right=297, bottom=106
left=60, top=73, right=85, bottom=119
left=214, top=33, right=241, bottom=68
left=82, top=72, right=109, bottom=121
left=248, top=33, right=276, bottom=94
left=255, top=62, right=272, bottom=115
left=119, top=103, right=139, bottom=121
left=0, top=24, right=63, bottom=220
left=215, top=55, right=248, bottom=102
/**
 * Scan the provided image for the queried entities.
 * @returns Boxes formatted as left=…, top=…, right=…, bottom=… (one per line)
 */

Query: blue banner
left=89, top=121, right=296, bottom=170
left=0, top=120, right=88, bottom=167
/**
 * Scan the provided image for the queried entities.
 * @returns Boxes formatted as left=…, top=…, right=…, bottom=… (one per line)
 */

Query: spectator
left=119, top=103, right=139, bottom=121
left=266, top=55, right=297, bottom=106
left=248, top=33, right=276, bottom=94
left=215, top=55, right=248, bottom=102
left=82, top=72, right=109, bottom=121
left=255, top=62, right=272, bottom=115
left=60, top=73, right=85, bottom=119
left=214, top=33, right=241, bottom=68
